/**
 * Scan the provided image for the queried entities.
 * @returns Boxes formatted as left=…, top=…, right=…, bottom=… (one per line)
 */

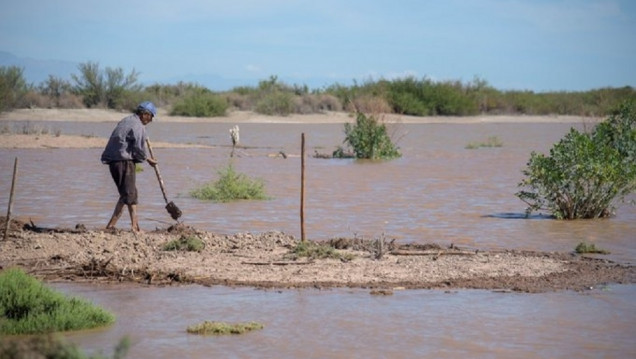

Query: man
left=101, top=101, right=158, bottom=232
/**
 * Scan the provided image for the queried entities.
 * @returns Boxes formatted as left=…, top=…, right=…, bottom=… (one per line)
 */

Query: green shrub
left=336, top=112, right=401, bottom=159
left=186, top=321, right=264, bottom=335
left=190, top=163, right=268, bottom=202
left=516, top=102, right=636, bottom=219
left=0, top=66, right=28, bottom=112
left=71, top=61, right=141, bottom=109
left=575, top=242, right=610, bottom=254
left=163, top=235, right=205, bottom=252
left=0, top=268, right=115, bottom=335
left=255, top=91, right=295, bottom=116
left=171, top=88, right=228, bottom=117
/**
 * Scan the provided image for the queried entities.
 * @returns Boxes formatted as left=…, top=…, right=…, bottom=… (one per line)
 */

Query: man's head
left=136, top=101, right=157, bottom=125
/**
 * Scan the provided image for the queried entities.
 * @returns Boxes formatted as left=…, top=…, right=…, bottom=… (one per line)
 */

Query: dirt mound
left=1, top=219, right=634, bottom=293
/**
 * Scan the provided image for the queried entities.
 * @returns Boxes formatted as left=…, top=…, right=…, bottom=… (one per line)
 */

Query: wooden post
left=300, top=133, right=306, bottom=242
left=4, top=157, right=18, bottom=241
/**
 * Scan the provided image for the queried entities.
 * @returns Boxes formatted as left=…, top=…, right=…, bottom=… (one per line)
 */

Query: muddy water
left=1, top=121, right=634, bottom=260
left=52, top=283, right=636, bottom=358
left=2, top=120, right=636, bottom=357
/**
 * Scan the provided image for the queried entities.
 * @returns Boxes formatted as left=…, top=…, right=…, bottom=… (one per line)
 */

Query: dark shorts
left=108, top=161, right=138, bottom=205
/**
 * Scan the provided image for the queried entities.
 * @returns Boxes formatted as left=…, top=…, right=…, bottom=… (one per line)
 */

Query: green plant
left=251, top=76, right=296, bottom=116
left=0, top=268, right=115, bottom=335
left=170, top=87, right=228, bottom=117
left=517, top=102, right=636, bottom=219
left=255, top=91, right=295, bottom=116
left=163, top=235, right=205, bottom=252
left=71, top=61, right=141, bottom=109
left=465, top=136, right=503, bottom=149
left=336, top=112, right=401, bottom=159
left=190, top=163, right=268, bottom=202
left=0, top=65, right=28, bottom=112
left=575, top=242, right=610, bottom=254
left=186, top=321, right=264, bottom=335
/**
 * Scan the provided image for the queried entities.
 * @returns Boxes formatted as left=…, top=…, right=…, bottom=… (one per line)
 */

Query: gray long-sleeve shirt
left=101, top=114, right=148, bottom=164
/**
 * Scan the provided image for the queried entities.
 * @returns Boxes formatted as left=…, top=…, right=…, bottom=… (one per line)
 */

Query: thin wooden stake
left=4, top=157, right=18, bottom=241
left=300, top=133, right=306, bottom=242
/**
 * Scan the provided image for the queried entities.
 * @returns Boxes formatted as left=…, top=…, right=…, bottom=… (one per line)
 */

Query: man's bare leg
left=128, top=204, right=140, bottom=232
left=106, top=200, right=125, bottom=229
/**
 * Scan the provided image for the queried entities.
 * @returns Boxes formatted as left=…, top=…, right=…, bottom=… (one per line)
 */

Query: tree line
left=1, top=62, right=634, bottom=117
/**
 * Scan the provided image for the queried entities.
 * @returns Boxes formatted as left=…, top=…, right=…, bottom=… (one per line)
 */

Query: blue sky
left=1, top=0, right=635, bottom=91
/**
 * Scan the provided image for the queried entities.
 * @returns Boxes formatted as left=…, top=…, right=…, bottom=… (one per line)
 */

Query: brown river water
left=1, top=119, right=635, bottom=357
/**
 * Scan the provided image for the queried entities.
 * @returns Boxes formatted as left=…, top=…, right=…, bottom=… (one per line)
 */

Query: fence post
left=4, top=157, right=18, bottom=241
left=300, top=133, right=306, bottom=242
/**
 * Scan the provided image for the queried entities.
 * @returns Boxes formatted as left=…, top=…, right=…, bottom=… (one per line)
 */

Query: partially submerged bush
left=186, top=321, right=264, bottom=335
left=465, top=136, right=503, bottom=149
left=190, top=163, right=268, bottom=202
left=516, top=102, right=636, bottom=219
left=163, top=235, right=205, bottom=252
left=334, top=112, right=401, bottom=159
left=0, top=268, right=115, bottom=335
left=575, top=242, right=610, bottom=254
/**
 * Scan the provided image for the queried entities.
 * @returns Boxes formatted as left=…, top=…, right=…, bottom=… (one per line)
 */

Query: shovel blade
left=165, top=201, right=182, bottom=220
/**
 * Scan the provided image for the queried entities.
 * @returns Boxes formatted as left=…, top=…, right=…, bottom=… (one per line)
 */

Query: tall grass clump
left=334, top=112, right=401, bottom=159
left=186, top=321, right=264, bottom=335
left=190, top=163, right=268, bottom=202
left=0, top=268, right=115, bottom=335
left=516, top=101, right=636, bottom=219
left=465, top=136, right=503, bottom=149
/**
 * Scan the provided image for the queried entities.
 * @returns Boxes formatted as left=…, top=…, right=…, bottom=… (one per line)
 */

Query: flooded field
left=1, top=119, right=635, bottom=357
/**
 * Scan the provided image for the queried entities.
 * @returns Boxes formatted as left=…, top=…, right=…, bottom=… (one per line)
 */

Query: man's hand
left=147, top=157, right=158, bottom=167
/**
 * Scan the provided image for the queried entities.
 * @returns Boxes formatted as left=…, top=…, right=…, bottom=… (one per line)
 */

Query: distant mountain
left=0, top=51, right=78, bottom=85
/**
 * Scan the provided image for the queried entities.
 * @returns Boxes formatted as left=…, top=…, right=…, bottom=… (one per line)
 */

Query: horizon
left=1, top=1, right=635, bottom=92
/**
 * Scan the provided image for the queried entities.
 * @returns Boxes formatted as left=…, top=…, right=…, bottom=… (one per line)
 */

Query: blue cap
left=137, top=101, right=158, bottom=120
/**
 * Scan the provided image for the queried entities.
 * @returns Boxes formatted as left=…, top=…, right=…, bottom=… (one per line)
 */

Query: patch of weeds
left=135, top=163, right=144, bottom=172
left=163, top=235, right=205, bottom=252
left=190, top=163, right=268, bottom=202
left=186, top=321, right=264, bottom=335
left=0, top=268, right=115, bottom=335
left=575, top=242, right=610, bottom=254
left=285, top=241, right=355, bottom=262
left=465, top=136, right=503, bottom=149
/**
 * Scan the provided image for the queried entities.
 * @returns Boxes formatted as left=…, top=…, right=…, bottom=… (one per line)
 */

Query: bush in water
left=516, top=101, right=636, bottom=219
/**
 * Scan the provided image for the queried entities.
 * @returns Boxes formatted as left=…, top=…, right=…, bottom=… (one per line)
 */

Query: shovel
left=146, top=138, right=182, bottom=221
